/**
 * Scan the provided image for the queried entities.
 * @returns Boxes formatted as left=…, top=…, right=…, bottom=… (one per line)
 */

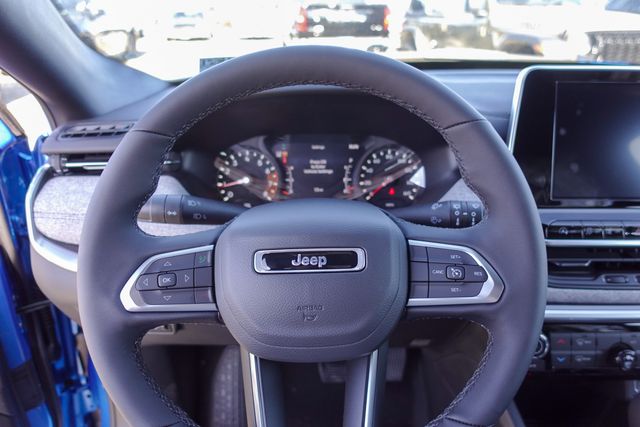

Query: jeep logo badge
left=254, top=248, right=366, bottom=274
left=291, top=254, right=328, bottom=268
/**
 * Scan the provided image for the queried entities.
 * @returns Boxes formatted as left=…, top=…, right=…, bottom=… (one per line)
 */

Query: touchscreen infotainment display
left=552, top=82, right=640, bottom=201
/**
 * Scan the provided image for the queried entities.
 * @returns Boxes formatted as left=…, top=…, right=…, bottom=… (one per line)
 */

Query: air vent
left=548, top=246, right=640, bottom=290
left=60, top=122, right=133, bottom=138
left=53, top=151, right=182, bottom=174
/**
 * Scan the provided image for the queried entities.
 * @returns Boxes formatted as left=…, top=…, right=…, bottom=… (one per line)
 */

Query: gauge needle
left=366, top=177, right=392, bottom=200
left=217, top=176, right=250, bottom=188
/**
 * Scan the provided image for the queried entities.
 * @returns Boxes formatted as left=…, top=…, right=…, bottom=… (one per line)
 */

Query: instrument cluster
left=214, top=134, right=426, bottom=209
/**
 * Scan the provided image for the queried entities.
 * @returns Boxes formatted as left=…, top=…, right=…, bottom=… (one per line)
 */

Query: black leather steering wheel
left=78, top=46, right=546, bottom=427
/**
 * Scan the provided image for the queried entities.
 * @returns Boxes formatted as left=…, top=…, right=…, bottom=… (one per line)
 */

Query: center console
left=510, top=66, right=640, bottom=375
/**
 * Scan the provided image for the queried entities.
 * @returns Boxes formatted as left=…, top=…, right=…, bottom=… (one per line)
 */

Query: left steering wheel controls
left=134, top=249, right=215, bottom=306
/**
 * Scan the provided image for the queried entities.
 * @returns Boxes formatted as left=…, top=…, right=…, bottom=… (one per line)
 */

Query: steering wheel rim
left=78, top=46, right=546, bottom=427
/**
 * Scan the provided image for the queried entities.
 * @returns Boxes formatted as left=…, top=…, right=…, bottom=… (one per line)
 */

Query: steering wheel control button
left=135, top=274, right=157, bottom=291
left=410, top=262, right=429, bottom=282
left=174, top=269, right=194, bottom=288
left=157, top=273, right=177, bottom=288
left=140, top=289, right=195, bottom=305
left=427, top=247, right=476, bottom=265
left=409, top=283, right=429, bottom=298
left=428, top=263, right=448, bottom=281
left=409, top=245, right=428, bottom=262
left=195, top=288, right=215, bottom=304
left=195, top=267, right=213, bottom=287
left=445, top=265, right=465, bottom=281
left=195, top=251, right=213, bottom=268
left=145, top=253, right=195, bottom=273
left=464, top=265, right=488, bottom=282
left=429, top=282, right=482, bottom=298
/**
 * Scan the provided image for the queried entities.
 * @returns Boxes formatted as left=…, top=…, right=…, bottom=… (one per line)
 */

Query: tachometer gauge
left=356, top=145, right=425, bottom=208
left=214, top=147, right=280, bottom=208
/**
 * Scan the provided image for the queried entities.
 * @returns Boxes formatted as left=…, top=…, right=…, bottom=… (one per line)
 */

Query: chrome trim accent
left=120, top=245, right=217, bottom=312
left=363, top=349, right=379, bottom=427
left=63, top=161, right=108, bottom=171
left=248, top=353, right=267, bottom=427
left=26, top=165, right=78, bottom=272
left=406, top=240, right=503, bottom=307
left=507, top=64, right=640, bottom=153
left=253, top=247, right=366, bottom=274
left=534, top=334, right=549, bottom=359
left=546, top=239, right=640, bottom=247
left=545, top=305, right=640, bottom=322
left=62, top=159, right=178, bottom=171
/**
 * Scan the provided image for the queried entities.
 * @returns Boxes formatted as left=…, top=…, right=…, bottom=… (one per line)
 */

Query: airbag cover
left=215, top=199, right=407, bottom=362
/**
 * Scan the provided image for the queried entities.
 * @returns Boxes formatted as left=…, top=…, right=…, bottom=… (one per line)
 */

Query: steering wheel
left=78, top=46, right=546, bottom=427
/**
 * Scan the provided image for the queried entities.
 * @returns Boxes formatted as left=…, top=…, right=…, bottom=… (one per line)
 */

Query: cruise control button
left=428, top=263, right=448, bottom=281
left=409, top=282, right=429, bottom=298
left=135, top=274, right=157, bottom=291
left=145, top=253, right=195, bottom=273
left=409, top=245, right=428, bottom=262
left=140, top=289, right=194, bottom=305
left=464, top=265, right=488, bottom=282
left=157, top=273, right=177, bottom=288
left=195, top=288, right=215, bottom=304
left=175, top=269, right=194, bottom=288
left=195, top=251, right=213, bottom=268
left=427, top=247, right=476, bottom=265
left=195, top=267, right=213, bottom=287
left=429, top=282, right=482, bottom=298
left=410, top=262, right=429, bottom=282
left=446, top=265, right=465, bottom=280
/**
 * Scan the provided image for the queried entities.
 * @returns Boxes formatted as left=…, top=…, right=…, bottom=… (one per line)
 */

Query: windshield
left=52, top=0, right=640, bottom=80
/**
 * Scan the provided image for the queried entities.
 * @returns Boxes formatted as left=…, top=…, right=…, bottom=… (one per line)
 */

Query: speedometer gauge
left=356, top=145, right=425, bottom=208
left=214, top=148, right=280, bottom=208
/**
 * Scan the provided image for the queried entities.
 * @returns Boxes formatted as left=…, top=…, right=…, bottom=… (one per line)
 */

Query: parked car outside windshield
left=52, top=0, right=640, bottom=80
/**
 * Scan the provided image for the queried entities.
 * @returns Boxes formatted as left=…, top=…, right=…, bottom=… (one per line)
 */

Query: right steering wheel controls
left=406, top=240, right=503, bottom=306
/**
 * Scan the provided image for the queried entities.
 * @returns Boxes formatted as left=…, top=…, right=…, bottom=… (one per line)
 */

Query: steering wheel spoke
left=241, top=345, right=388, bottom=427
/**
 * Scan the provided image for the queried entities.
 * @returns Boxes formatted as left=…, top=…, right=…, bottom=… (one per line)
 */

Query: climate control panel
left=530, top=328, right=640, bottom=375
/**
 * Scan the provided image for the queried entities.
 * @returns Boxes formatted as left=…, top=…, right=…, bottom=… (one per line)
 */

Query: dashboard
left=28, top=66, right=640, bottom=374
left=213, top=134, right=425, bottom=209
